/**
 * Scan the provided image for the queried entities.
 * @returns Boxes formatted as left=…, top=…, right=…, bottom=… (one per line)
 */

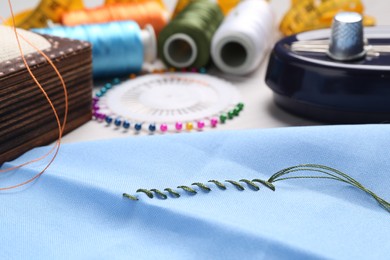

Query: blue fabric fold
left=1, top=125, right=389, bottom=259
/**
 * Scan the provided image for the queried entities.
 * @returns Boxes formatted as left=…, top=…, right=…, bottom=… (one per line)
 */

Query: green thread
left=164, top=188, right=181, bottom=198
left=225, top=180, right=245, bottom=191
left=123, top=193, right=138, bottom=201
left=151, top=189, right=168, bottom=199
left=123, top=164, right=389, bottom=214
left=239, top=179, right=260, bottom=191
left=208, top=180, right=227, bottom=190
left=267, top=164, right=390, bottom=213
left=127, top=178, right=270, bottom=200
left=192, top=182, right=211, bottom=191
left=158, top=0, right=223, bottom=68
left=178, top=186, right=197, bottom=194
left=252, top=179, right=275, bottom=191
left=136, top=189, right=154, bottom=198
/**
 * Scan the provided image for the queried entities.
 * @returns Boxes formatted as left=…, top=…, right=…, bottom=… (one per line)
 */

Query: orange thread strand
left=0, top=33, right=69, bottom=172
left=0, top=0, right=68, bottom=190
left=61, top=1, right=168, bottom=35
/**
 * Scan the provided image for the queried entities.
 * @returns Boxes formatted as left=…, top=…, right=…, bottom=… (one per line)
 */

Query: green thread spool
left=158, top=0, right=224, bottom=68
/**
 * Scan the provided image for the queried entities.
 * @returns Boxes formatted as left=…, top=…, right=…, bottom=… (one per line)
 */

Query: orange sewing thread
left=0, top=0, right=68, bottom=191
left=62, top=1, right=169, bottom=35
left=104, top=0, right=166, bottom=9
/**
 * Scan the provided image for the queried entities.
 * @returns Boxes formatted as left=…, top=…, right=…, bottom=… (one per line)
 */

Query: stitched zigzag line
left=123, top=178, right=275, bottom=201
left=122, top=164, right=390, bottom=215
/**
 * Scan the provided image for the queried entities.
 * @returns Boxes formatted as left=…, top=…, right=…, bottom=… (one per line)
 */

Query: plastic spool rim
left=163, top=33, right=198, bottom=68
left=212, top=34, right=255, bottom=75
left=141, top=24, right=157, bottom=63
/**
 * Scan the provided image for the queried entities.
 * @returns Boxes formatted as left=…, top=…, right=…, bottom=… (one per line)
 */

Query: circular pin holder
left=265, top=26, right=390, bottom=123
left=93, top=72, right=242, bottom=133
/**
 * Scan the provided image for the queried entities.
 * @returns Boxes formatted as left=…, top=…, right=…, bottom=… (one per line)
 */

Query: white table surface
left=1, top=0, right=390, bottom=144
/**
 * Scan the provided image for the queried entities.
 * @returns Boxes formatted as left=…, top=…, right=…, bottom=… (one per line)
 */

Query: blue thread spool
left=33, top=21, right=156, bottom=78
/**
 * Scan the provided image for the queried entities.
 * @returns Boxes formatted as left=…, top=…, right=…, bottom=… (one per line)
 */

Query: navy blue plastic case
left=265, top=27, right=390, bottom=123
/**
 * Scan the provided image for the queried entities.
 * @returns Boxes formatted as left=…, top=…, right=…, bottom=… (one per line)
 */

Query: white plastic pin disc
left=100, top=73, right=240, bottom=123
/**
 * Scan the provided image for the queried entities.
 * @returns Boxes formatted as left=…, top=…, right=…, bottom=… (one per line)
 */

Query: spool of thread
left=104, top=0, right=165, bottom=8
left=158, top=0, right=224, bottom=69
left=33, top=21, right=156, bottom=78
left=61, top=1, right=169, bottom=35
left=211, top=0, right=274, bottom=75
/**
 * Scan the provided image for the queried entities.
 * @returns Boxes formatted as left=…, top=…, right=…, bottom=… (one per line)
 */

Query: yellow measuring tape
left=280, top=0, right=375, bottom=36
left=4, top=0, right=83, bottom=29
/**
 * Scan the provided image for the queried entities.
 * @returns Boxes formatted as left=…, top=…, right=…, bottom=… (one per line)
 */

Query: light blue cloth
left=1, top=125, right=389, bottom=259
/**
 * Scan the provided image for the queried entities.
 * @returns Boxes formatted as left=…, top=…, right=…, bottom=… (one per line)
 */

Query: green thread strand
left=239, top=179, right=260, bottom=191
left=208, top=180, right=227, bottom=190
left=158, top=0, right=223, bottom=68
left=192, top=182, right=211, bottom=191
left=123, top=193, right=138, bottom=201
left=122, top=164, right=389, bottom=214
left=225, top=180, right=245, bottom=191
left=178, top=185, right=197, bottom=194
left=136, top=189, right=154, bottom=198
left=151, top=189, right=168, bottom=199
left=164, top=188, right=181, bottom=198
left=267, top=164, right=390, bottom=213
left=252, top=179, right=275, bottom=191
left=126, top=178, right=270, bottom=200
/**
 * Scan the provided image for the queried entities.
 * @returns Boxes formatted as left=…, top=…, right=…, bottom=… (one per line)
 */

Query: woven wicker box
left=0, top=27, right=93, bottom=164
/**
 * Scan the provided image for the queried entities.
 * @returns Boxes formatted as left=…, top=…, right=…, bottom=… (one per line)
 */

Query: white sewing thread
left=211, top=0, right=274, bottom=75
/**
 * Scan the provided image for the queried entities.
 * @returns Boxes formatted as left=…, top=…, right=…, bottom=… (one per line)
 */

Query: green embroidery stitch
left=252, top=179, right=275, bottom=191
left=136, top=189, right=154, bottom=198
left=123, top=193, right=138, bottom=201
left=164, top=188, right=181, bottom=198
left=208, top=180, right=226, bottom=190
left=177, top=186, right=197, bottom=194
left=239, top=179, right=260, bottom=191
left=151, top=189, right=168, bottom=199
left=192, top=182, right=211, bottom=191
left=225, top=180, right=245, bottom=191
left=122, top=164, right=390, bottom=214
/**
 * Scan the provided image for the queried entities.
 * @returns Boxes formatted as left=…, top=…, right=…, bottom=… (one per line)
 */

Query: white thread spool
left=211, top=0, right=274, bottom=75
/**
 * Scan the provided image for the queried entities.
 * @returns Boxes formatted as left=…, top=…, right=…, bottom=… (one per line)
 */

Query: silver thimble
left=327, top=12, right=366, bottom=61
